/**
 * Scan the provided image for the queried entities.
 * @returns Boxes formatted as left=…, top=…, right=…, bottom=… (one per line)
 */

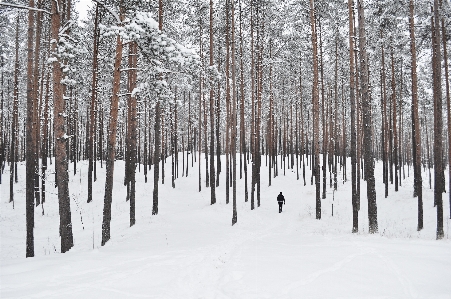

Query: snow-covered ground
left=1, top=155, right=450, bottom=298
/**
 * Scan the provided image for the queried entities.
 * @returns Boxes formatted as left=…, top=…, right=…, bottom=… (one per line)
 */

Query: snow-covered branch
left=0, top=2, right=51, bottom=14
left=91, top=0, right=121, bottom=24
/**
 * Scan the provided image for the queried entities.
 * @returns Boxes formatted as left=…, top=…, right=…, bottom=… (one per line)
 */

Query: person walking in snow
left=277, top=192, right=285, bottom=213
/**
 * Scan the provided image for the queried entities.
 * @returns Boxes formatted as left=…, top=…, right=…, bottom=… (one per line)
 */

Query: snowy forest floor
left=1, top=155, right=451, bottom=298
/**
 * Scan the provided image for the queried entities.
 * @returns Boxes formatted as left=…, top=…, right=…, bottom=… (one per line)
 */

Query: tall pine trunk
left=310, top=0, right=321, bottom=220
left=153, top=0, right=163, bottom=215
left=358, top=0, right=377, bottom=233
left=88, top=4, right=100, bottom=203
left=52, top=0, right=74, bottom=252
left=102, top=7, right=123, bottom=245
left=409, top=0, right=423, bottom=230
left=25, top=0, right=36, bottom=257
left=441, top=0, right=451, bottom=220
left=348, top=0, right=358, bottom=232
left=209, top=0, right=216, bottom=205
left=432, top=0, right=444, bottom=239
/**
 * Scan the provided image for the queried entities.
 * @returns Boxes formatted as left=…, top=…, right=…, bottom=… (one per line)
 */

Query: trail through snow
left=1, top=156, right=450, bottom=298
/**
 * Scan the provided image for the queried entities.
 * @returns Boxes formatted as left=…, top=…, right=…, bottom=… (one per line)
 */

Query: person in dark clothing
left=277, top=192, right=285, bottom=213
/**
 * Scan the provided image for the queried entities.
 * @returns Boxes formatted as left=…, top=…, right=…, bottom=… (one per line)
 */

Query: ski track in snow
left=1, top=156, right=451, bottom=298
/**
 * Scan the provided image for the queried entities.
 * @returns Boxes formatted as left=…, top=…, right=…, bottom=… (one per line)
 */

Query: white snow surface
left=1, top=155, right=450, bottom=298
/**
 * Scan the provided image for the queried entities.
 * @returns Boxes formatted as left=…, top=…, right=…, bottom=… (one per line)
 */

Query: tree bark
left=10, top=15, right=19, bottom=206
left=127, top=41, right=137, bottom=226
left=209, top=0, right=216, bottom=205
left=391, top=45, right=399, bottom=192
left=88, top=4, right=100, bottom=203
left=51, top=0, right=74, bottom=252
left=409, top=0, right=423, bottom=230
left=26, top=0, right=36, bottom=257
left=358, top=0, right=377, bottom=233
left=310, top=0, right=321, bottom=220
left=432, top=0, right=444, bottom=239
left=348, top=0, right=358, bottom=232
left=32, top=2, right=42, bottom=206
left=441, top=0, right=451, bottom=220
left=102, top=7, right=123, bottom=245
left=231, top=0, right=237, bottom=225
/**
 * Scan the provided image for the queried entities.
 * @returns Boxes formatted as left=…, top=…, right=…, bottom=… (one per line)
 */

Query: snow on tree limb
left=91, top=0, right=121, bottom=24
left=0, top=2, right=51, bottom=14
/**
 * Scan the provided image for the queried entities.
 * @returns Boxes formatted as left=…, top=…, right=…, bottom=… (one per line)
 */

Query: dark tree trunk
left=239, top=0, right=247, bottom=201
left=26, top=0, right=36, bottom=257
left=88, top=4, right=100, bottom=203
left=409, top=0, right=423, bottom=230
left=441, top=0, right=451, bottom=220
left=52, top=0, right=74, bottom=252
left=348, top=0, right=358, bottom=232
left=318, top=17, right=327, bottom=200
left=127, top=41, right=137, bottom=226
left=432, top=0, right=444, bottom=239
left=32, top=3, right=42, bottom=206
left=391, top=46, right=399, bottom=192
left=358, top=0, right=377, bottom=233
left=102, top=8, right=123, bottom=245
left=209, top=0, right=216, bottom=205
left=310, top=0, right=321, bottom=220
left=153, top=102, right=160, bottom=215
left=231, top=0, right=237, bottom=225
left=10, top=15, right=19, bottom=206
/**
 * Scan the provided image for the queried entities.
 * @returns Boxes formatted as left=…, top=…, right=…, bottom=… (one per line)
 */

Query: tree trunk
left=102, top=8, right=123, bottom=245
left=381, top=41, right=389, bottom=198
left=391, top=45, right=399, bottom=192
left=432, top=0, right=444, bottom=239
left=41, top=70, right=50, bottom=206
left=225, top=0, right=230, bottom=204
left=209, top=0, right=216, bottom=205
left=88, top=4, right=100, bottom=203
left=348, top=0, right=358, bottom=232
left=358, top=0, right=377, bottom=233
left=318, top=17, right=327, bottom=200
left=250, top=0, right=255, bottom=210
left=153, top=101, right=161, bottom=215
left=25, top=0, right=36, bottom=257
left=10, top=15, right=19, bottom=206
left=231, top=0, right=237, bottom=225
left=127, top=41, right=137, bottom=226
left=441, top=0, right=451, bottom=220
left=310, top=0, right=321, bottom=220
left=239, top=0, right=247, bottom=201
left=32, top=3, right=42, bottom=206
left=52, top=0, right=74, bottom=252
